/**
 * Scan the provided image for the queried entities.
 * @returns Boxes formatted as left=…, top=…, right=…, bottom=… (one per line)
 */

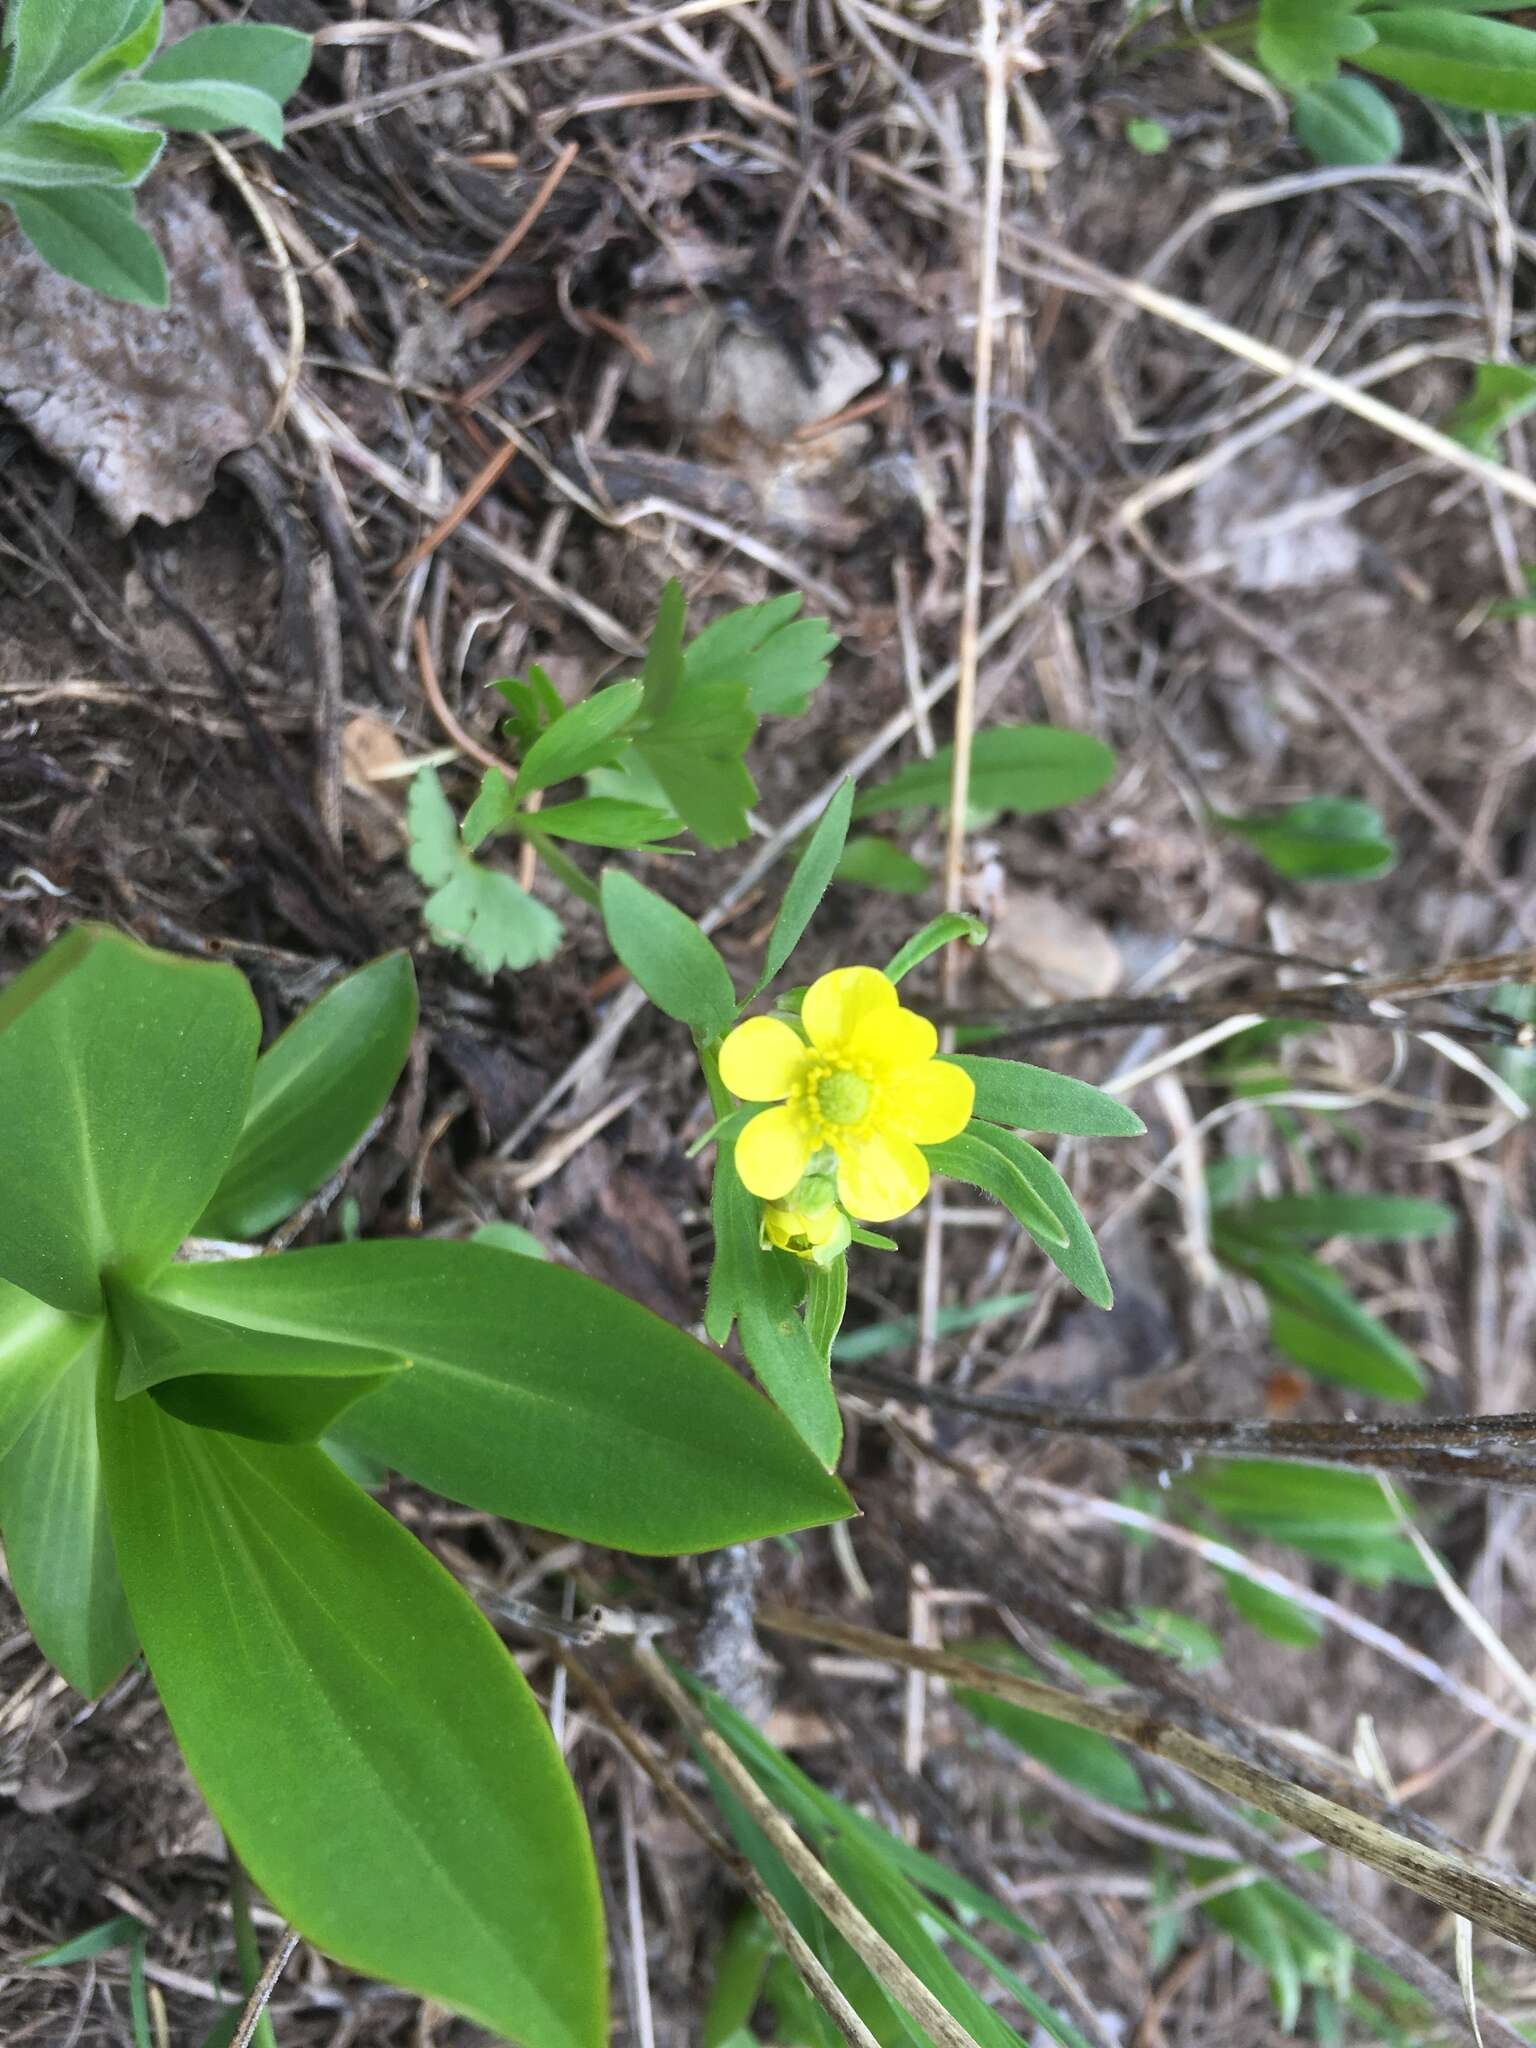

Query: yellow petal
left=720, top=1015, right=809, bottom=1101
left=881, top=1057, right=975, bottom=1144
left=850, top=1004, right=936, bottom=1075
left=835, top=1130, right=930, bottom=1222
left=802, top=966, right=897, bottom=1054
left=736, top=1106, right=813, bottom=1200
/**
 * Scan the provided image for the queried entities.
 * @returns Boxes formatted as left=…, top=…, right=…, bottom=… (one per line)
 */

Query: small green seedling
left=0, top=0, right=312, bottom=304
left=599, top=775, right=1146, bottom=1468
left=0, top=925, right=850, bottom=2047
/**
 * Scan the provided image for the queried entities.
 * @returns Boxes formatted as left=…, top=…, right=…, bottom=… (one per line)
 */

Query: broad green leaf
left=0, top=1278, right=101, bottom=1464
left=106, top=77, right=284, bottom=147
left=0, top=0, right=150, bottom=117
left=0, top=924, right=258, bottom=1313
left=964, top=1123, right=1114, bottom=1307
left=831, top=1289, right=1034, bottom=1364
left=108, top=1278, right=406, bottom=1444
left=601, top=868, right=737, bottom=1038
left=1216, top=1192, right=1454, bottom=1245
left=752, top=780, right=854, bottom=997
left=516, top=679, right=644, bottom=796
left=408, top=768, right=562, bottom=974
left=1214, top=796, right=1396, bottom=881
left=151, top=1241, right=852, bottom=1549
left=706, top=1124, right=843, bottom=1466
left=2, top=183, right=166, bottom=304
left=0, top=1330, right=136, bottom=1695
left=923, top=1129, right=1070, bottom=1248
left=634, top=677, right=758, bottom=848
left=197, top=953, right=417, bottom=1241
left=1221, top=1569, right=1325, bottom=1648
left=683, top=593, right=838, bottom=718
left=1355, top=8, right=1536, bottom=111
left=98, top=1391, right=604, bottom=2048
left=854, top=726, right=1116, bottom=821
left=1257, top=0, right=1376, bottom=89
left=1293, top=74, right=1402, bottom=161
left=531, top=796, right=682, bottom=847
left=0, top=110, right=162, bottom=188
left=950, top=1055, right=1145, bottom=1137
left=1445, top=361, right=1536, bottom=458
left=883, top=911, right=987, bottom=985
left=956, top=1641, right=1147, bottom=1810
left=139, top=23, right=312, bottom=104
left=639, top=578, right=688, bottom=721
left=833, top=834, right=929, bottom=893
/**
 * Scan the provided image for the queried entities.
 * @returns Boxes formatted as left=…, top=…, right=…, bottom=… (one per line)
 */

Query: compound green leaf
left=752, top=779, right=854, bottom=997
left=950, top=1055, right=1145, bottom=1137
left=109, top=1278, right=407, bottom=1444
left=0, top=1329, right=136, bottom=1695
left=408, top=768, right=562, bottom=975
left=639, top=578, right=687, bottom=722
left=515, top=679, right=644, bottom=796
left=0, top=925, right=258, bottom=1314
left=1, top=183, right=166, bottom=303
left=683, top=593, right=837, bottom=718
left=98, top=1390, right=604, bottom=2048
left=150, top=1240, right=852, bottom=1550
left=197, top=953, right=417, bottom=1241
left=601, top=868, right=737, bottom=1039
left=633, top=677, right=758, bottom=848
left=1355, top=7, right=1536, bottom=111
left=855, top=726, right=1116, bottom=821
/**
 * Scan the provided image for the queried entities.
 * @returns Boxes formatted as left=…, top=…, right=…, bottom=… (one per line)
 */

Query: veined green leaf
left=108, top=1278, right=406, bottom=1444
left=950, top=1055, right=1145, bottom=1137
left=0, top=0, right=151, bottom=119
left=198, top=953, right=417, bottom=1241
left=0, top=924, right=258, bottom=1314
left=601, top=868, right=737, bottom=1039
left=98, top=1391, right=605, bottom=2048
left=855, top=726, right=1116, bottom=822
left=149, top=1240, right=852, bottom=1549
left=106, top=77, right=284, bottom=147
left=0, top=107, right=163, bottom=188
left=752, top=779, right=854, bottom=997
left=2, top=183, right=166, bottom=304
left=0, top=1330, right=136, bottom=1695
left=0, top=1278, right=101, bottom=1464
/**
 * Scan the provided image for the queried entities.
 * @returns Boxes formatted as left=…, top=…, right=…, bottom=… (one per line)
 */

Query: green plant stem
left=1134, top=13, right=1257, bottom=59
left=520, top=831, right=600, bottom=908
left=228, top=1854, right=278, bottom=2048
left=698, top=1039, right=733, bottom=1123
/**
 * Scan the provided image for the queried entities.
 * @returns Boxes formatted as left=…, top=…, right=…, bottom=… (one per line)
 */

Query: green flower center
left=815, top=1069, right=871, bottom=1126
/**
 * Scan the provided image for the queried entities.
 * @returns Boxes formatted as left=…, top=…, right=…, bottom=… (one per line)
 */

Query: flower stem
left=229, top=1853, right=278, bottom=2048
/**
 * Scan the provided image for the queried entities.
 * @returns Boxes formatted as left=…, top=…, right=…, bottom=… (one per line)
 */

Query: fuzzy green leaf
left=949, top=1055, right=1145, bottom=1137
left=139, top=22, right=312, bottom=104
left=2, top=183, right=167, bottom=302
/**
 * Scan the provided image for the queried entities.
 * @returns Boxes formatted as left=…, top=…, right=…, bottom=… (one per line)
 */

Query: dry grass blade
left=758, top=1608, right=1536, bottom=1956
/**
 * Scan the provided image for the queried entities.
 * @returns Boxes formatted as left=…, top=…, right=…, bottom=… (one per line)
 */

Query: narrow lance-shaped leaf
left=150, top=1241, right=852, bottom=1550
left=883, top=911, right=986, bottom=987
left=949, top=1054, right=1145, bottom=1138
left=198, top=952, right=417, bottom=1241
left=752, top=779, right=854, bottom=998
left=1, top=185, right=168, bottom=305
left=1354, top=8, right=1536, bottom=114
left=98, top=1390, right=605, bottom=2048
left=138, top=22, right=313, bottom=104
left=963, top=1122, right=1113, bottom=1308
left=855, top=726, right=1116, bottom=821
left=514, top=678, right=644, bottom=797
left=601, top=868, right=737, bottom=1039
left=922, top=1129, right=1069, bottom=1248
left=0, top=925, right=258, bottom=1313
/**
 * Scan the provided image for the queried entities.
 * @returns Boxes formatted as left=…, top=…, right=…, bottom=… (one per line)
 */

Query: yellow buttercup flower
left=763, top=1200, right=848, bottom=1262
left=720, top=966, right=975, bottom=1223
